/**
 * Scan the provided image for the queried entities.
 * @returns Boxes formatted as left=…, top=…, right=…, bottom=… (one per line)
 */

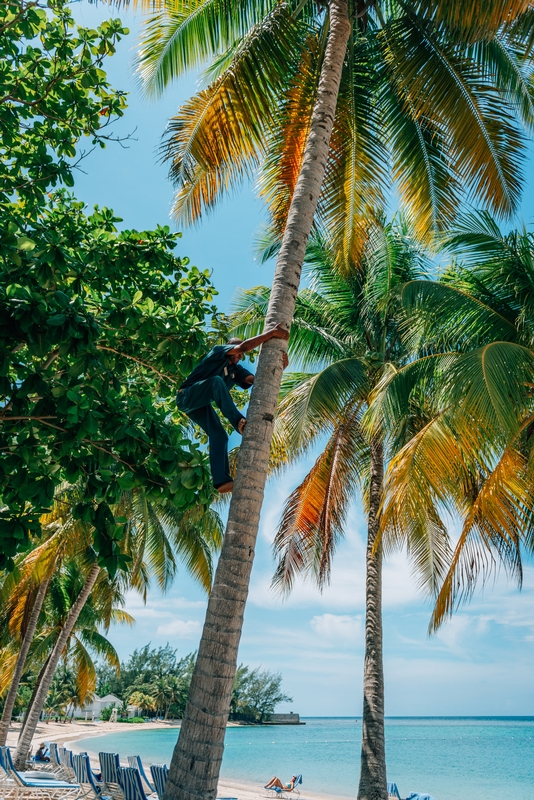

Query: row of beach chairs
left=0, top=743, right=170, bottom=800
left=0, top=743, right=238, bottom=800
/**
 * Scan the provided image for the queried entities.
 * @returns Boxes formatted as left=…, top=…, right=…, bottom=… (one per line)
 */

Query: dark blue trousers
left=177, top=376, right=245, bottom=487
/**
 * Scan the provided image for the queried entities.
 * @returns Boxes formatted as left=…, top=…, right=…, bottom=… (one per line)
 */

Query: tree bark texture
left=14, top=563, right=100, bottom=769
left=357, top=438, right=388, bottom=800
left=163, top=3, right=351, bottom=800
left=0, top=578, right=50, bottom=746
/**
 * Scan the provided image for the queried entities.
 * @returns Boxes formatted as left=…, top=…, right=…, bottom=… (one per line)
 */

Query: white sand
left=5, top=721, right=353, bottom=800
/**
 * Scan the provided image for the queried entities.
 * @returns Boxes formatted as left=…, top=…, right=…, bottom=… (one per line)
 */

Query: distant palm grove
left=2, top=1, right=534, bottom=800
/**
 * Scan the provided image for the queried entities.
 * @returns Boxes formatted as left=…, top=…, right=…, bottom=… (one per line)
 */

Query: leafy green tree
left=232, top=219, right=451, bottom=795
left=0, top=0, right=128, bottom=218
left=113, top=1, right=534, bottom=794
left=96, top=645, right=196, bottom=717
left=230, top=665, right=291, bottom=723
left=0, top=192, right=217, bottom=573
left=0, top=1, right=219, bottom=572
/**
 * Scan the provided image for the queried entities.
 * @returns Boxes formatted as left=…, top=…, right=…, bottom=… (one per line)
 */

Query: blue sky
left=73, top=1, right=534, bottom=716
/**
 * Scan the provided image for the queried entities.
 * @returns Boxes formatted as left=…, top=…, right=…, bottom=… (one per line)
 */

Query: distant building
left=269, top=713, right=302, bottom=724
left=72, top=693, right=122, bottom=720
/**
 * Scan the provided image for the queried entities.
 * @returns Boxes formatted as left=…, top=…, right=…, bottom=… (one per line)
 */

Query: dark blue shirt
left=180, top=345, right=253, bottom=391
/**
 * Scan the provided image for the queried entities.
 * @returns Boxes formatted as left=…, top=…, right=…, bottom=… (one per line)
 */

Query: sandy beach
left=4, top=721, right=352, bottom=800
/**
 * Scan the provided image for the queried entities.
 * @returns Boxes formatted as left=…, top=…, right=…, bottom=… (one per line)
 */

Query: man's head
left=227, top=337, right=243, bottom=364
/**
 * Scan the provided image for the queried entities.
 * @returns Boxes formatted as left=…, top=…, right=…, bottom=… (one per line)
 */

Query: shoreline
left=66, top=728, right=355, bottom=800
left=4, top=720, right=354, bottom=800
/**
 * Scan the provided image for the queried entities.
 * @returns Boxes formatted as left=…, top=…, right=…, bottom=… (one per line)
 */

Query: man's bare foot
left=217, top=481, right=234, bottom=494
left=237, top=418, right=246, bottom=435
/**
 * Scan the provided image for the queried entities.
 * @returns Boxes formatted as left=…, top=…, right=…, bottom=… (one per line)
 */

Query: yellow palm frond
left=259, top=28, right=324, bottom=237
left=161, top=3, right=302, bottom=223
left=413, top=0, right=532, bottom=42
left=429, top=446, right=529, bottom=631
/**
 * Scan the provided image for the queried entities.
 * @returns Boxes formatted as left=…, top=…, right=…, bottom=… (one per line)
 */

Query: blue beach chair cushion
left=387, top=782, right=401, bottom=799
left=0, top=746, right=76, bottom=788
left=99, top=752, right=121, bottom=785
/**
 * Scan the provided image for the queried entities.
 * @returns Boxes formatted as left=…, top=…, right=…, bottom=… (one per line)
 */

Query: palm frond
left=161, top=4, right=303, bottom=224
left=429, top=446, right=528, bottom=631
left=384, top=14, right=527, bottom=218
left=138, top=0, right=278, bottom=95
left=272, top=408, right=368, bottom=592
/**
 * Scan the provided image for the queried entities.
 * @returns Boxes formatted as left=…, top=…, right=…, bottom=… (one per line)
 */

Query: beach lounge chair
left=0, top=747, right=81, bottom=800
left=98, top=753, right=123, bottom=800
left=126, top=759, right=154, bottom=794
left=116, top=767, right=154, bottom=800
left=148, top=767, right=167, bottom=800
left=1, top=748, right=68, bottom=785
left=72, top=754, right=110, bottom=800
left=387, top=783, right=401, bottom=799
left=262, top=775, right=302, bottom=800
left=48, top=746, right=68, bottom=781
left=58, top=751, right=76, bottom=784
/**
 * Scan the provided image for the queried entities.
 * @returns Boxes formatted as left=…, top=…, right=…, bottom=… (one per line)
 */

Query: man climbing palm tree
left=178, top=324, right=289, bottom=493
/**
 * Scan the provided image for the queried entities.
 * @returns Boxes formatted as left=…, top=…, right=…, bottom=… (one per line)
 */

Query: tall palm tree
left=108, top=2, right=534, bottom=797
left=231, top=220, right=453, bottom=799
left=370, top=211, right=534, bottom=633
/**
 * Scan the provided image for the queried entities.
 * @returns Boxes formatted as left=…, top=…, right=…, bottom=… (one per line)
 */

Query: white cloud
left=311, top=613, right=363, bottom=642
left=156, top=619, right=201, bottom=637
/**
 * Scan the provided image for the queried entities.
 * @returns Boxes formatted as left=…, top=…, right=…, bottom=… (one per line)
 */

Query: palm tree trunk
left=163, top=3, right=351, bottom=800
left=18, top=653, right=52, bottom=743
left=0, top=578, right=50, bottom=746
left=13, top=563, right=100, bottom=769
left=357, top=437, right=387, bottom=800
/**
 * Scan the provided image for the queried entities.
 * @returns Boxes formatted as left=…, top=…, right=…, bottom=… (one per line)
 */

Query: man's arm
left=237, top=352, right=289, bottom=387
left=228, top=322, right=289, bottom=355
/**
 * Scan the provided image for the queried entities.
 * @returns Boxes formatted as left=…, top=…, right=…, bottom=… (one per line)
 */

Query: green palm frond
left=471, top=36, right=534, bottom=126
left=382, top=78, right=460, bottom=238
left=275, top=360, right=369, bottom=455
left=159, top=504, right=223, bottom=591
left=444, top=342, right=534, bottom=445
left=138, top=0, right=278, bottom=95
left=398, top=279, right=518, bottom=351
left=317, top=34, right=386, bottom=271
left=383, top=13, right=527, bottom=218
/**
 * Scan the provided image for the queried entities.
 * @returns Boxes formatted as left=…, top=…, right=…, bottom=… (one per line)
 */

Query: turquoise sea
left=76, top=717, right=534, bottom=800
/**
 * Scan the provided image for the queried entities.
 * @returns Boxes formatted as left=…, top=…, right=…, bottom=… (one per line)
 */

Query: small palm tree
left=6, top=486, right=222, bottom=767
left=231, top=219, right=451, bottom=798
left=128, top=691, right=157, bottom=716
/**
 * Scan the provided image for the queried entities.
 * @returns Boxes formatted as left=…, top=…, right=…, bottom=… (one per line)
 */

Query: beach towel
left=406, top=793, right=436, bottom=800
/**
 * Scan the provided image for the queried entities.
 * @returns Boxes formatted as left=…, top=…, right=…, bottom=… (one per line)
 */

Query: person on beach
left=177, top=324, right=290, bottom=494
left=264, top=776, right=298, bottom=792
left=35, top=743, right=50, bottom=762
